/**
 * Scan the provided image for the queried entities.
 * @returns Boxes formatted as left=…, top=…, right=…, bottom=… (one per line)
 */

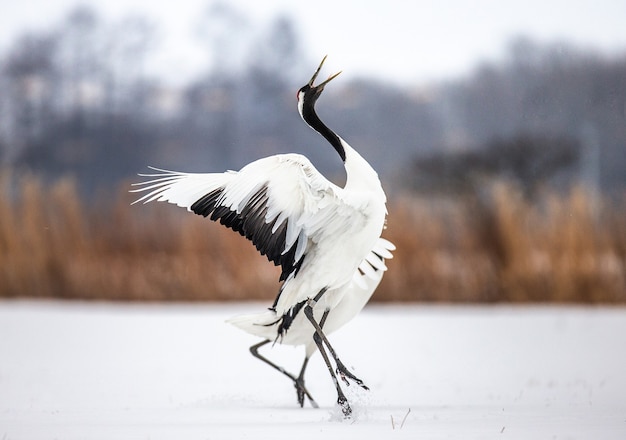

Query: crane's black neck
left=301, top=97, right=346, bottom=162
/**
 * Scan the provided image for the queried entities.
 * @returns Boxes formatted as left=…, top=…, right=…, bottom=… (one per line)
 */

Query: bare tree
left=1, top=32, right=59, bottom=163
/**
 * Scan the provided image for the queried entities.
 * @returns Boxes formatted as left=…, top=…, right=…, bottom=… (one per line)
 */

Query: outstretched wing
left=130, top=154, right=344, bottom=282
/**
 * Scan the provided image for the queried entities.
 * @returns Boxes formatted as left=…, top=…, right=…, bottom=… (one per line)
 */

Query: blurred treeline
left=1, top=4, right=625, bottom=302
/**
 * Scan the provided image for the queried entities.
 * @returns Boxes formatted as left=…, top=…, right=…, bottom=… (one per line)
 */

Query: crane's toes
left=294, top=378, right=318, bottom=408
left=297, top=388, right=305, bottom=407
left=337, top=370, right=351, bottom=387
left=336, top=362, right=368, bottom=390
left=338, top=396, right=352, bottom=418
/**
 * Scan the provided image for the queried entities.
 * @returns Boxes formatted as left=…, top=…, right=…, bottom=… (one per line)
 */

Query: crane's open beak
left=308, top=55, right=342, bottom=90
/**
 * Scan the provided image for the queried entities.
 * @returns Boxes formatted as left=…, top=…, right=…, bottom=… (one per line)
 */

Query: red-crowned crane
left=131, top=56, right=392, bottom=417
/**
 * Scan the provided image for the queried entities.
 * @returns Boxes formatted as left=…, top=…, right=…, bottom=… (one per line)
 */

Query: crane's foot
left=295, top=377, right=319, bottom=408
left=338, top=395, right=352, bottom=418
left=336, top=360, right=369, bottom=390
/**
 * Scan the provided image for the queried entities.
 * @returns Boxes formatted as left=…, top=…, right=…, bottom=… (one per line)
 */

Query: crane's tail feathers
left=373, top=237, right=395, bottom=259
left=352, top=237, right=395, bottom=288
left=226, top=309, right=281, bottom=341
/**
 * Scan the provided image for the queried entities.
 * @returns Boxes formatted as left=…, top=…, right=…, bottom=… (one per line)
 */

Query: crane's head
left=297, top=56, right=346, bottom=161
left=297, top=55, right=342, bottom=110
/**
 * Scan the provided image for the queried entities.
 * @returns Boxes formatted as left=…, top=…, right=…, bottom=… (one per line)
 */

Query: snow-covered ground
left=1, top=301, right=625, bottom=439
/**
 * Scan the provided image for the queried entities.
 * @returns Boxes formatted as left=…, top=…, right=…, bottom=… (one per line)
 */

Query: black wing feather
left=190, top=185, right=305, bottom=281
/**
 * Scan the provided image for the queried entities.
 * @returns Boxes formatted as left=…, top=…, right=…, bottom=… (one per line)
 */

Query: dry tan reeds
left=384, top=184, right=626, bottom=303
left=1, top=172, right=624, bottom=303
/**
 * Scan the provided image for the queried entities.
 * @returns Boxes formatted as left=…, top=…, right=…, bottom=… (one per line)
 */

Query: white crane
left=228, top=237, right=394, bottom=409
left=131, top=56, right=391, bottom=417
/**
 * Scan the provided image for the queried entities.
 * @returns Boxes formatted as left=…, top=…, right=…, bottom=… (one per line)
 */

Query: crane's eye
left=297, top=85, right=309, bottom=100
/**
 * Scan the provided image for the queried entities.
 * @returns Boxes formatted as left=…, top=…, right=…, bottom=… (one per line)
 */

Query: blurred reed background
left=1, top=173, right=623, bottom=303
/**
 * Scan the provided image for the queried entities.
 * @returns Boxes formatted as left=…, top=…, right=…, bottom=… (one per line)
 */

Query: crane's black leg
left=303, top=290, right=365, bottom=418
left=305, top=311, right=351, bottom=416
left=294, top=309, right=330, bottom=408
left=306, top=291, right=369, bottom=390
left=294, top=355, right=315, bottom=408
left=249, top=340, right=318, bottom=407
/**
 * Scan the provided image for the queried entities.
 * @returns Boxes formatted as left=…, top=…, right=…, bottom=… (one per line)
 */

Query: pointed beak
left=308, top=55, right=342, bottom=90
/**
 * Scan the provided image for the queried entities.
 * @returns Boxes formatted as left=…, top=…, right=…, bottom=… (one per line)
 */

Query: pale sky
left=2, top=0, right=626, bottom=86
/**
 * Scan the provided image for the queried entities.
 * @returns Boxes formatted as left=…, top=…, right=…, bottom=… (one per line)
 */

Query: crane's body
left=228, top=238, right=394, bottom=348
left=131, top=56, right=392, bottom=417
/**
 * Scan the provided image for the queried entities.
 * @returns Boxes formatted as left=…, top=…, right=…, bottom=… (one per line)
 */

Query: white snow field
left=1, top=301, right=625, bottom=439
